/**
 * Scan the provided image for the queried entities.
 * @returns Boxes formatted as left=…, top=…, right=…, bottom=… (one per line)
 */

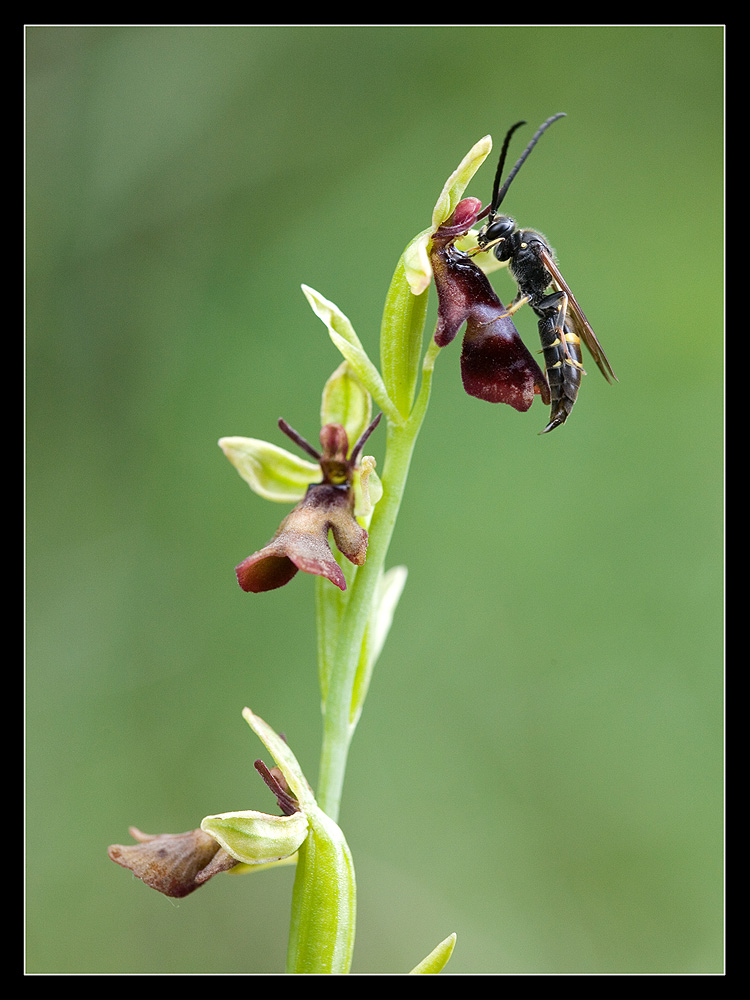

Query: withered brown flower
left=107, top=827, right=239, bottom=898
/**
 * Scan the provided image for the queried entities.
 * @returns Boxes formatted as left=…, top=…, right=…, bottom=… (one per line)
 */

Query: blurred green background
left=26, top=26, right=723, bottom=974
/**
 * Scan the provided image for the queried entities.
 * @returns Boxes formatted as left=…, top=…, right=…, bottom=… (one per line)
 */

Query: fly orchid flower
left=232, top=414, right=381, bottom=593
left=430, top=197, right=549, bottom=412
left=109, top=710, right=358, bottom=973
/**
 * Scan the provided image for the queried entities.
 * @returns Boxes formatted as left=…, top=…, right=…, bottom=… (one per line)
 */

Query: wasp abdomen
left=538, top=315, right=585, bottom=434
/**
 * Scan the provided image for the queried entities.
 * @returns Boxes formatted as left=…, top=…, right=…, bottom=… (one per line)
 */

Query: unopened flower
left=430, top=198, right=549, bottom=412
left=234, top=414, right=380, bottom=593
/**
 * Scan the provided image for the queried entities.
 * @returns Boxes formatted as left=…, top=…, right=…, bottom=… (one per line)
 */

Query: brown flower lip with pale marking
left=235, top=414, right=381, bottom=594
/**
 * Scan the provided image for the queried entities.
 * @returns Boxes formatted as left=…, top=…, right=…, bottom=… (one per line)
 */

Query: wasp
left=473, top=113, right=617, bottom=433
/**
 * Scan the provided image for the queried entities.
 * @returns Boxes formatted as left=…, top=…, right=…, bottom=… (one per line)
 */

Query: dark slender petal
left=254, top=759, right=300, bottom=816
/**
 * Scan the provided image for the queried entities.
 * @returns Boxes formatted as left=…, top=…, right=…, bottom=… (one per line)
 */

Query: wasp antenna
left=493, top=113, right=567, bottom=211
left=489, top=120, right=527, bottom=217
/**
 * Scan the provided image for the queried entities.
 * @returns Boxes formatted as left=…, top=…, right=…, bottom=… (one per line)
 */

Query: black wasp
left=473, top=113, right=617, bottom=433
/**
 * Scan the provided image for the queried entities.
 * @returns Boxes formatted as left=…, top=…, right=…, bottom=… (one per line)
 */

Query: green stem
left=316, top=340, right=439, bottom=821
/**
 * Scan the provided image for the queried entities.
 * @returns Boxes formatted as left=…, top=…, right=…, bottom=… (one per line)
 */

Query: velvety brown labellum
left=235, top=483, right=367, bottom=593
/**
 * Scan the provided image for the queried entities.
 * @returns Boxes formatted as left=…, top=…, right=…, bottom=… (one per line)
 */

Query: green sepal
left=218, top=436, right=319, bottom=503
left=430, top=134, right=492, bottom=230
left=301, top=284, right=399, bottom=423
left=401, top=227, right=434, bottom=297
left=402, top=135, right=494, bottom=299
left=242, top=707, right=317, bottom=812
left=352, top=457, right=381, bottom=522
left=408, top=932, right=457, bottom=974
left=200, top=809, right=308, bottom=865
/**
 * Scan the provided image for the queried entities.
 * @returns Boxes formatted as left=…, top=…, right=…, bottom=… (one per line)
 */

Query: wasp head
left=476, top=215, right=516, bottom=260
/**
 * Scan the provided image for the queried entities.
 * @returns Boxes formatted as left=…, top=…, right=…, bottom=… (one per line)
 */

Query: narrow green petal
left=201, top=810, right=308, bottom=865
left=408, top=932, right=457, bottom=974
left=219, top=437, right=319, bottom=503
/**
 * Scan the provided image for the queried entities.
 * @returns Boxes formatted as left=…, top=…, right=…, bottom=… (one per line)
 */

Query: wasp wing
left=539, top=247, right=618, bottom=383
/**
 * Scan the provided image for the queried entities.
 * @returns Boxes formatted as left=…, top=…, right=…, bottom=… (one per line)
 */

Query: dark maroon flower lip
left=460, top=320, right=549, bottom=411
left=234, top=415, right=380, bottom=594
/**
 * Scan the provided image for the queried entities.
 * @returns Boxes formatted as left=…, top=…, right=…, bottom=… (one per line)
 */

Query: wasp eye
left=484, top=217, right=514, bottom=243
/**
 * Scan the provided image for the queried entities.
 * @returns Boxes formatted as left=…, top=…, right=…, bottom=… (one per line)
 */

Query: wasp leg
left=496, top=294, right=530, bottom=320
